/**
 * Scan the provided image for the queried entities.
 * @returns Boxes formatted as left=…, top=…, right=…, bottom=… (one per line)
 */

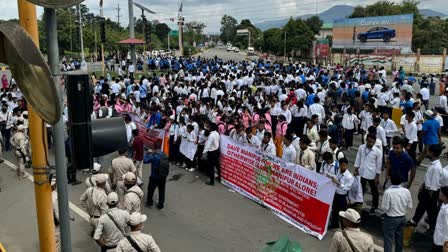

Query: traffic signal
left=100, top=17, right=106, bottom=43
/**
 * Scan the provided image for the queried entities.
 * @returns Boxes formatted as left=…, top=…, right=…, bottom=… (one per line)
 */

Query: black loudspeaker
left=92, top=117, right=128, bottom=157
left=66, top=74, right=93, bottom=170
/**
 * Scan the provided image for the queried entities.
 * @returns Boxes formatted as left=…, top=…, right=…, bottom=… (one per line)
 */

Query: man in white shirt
left=433, top=186, right=448, bottom=252
left=328, top=157, right=354, bottom=229
left=203, top=123, right=220, bottom=186
left=244, top=128, right=261, bottom=148
left=308, top=97, right=325, bottom=124
left=128, top=63, right=135, bottom=79
left=381, top=111, right=398, bottom=147
left=373, top=117, right=387, bottom=149
left=342, top=107, right=360, bottom=148
left=438, top=90, right=448, bottom=114
left=381, top=176, right=412, bottom=252
left=420, top=84, right=430, bottom=110
left=408, top=144, right=444, bottom=231
left=281, top=135, right=296, bottom=163
left=354, top=134, right=382, bottom=214
left=404, top=111, right=418, bottom=164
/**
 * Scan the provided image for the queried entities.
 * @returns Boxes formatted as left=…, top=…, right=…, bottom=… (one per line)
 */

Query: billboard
left=332, top=14, right=413, bottom=53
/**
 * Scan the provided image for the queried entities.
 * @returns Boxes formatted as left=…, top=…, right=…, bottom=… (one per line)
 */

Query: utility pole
left=69, top=10, right=73, bottom=52
left=78, top=4, right=84, bottom=60
left=45, top=8, right=72, bottom=252
left=284, top=31, right=287, bottom=62
left=116, top=3, right=121, bottom=27
left=100, top=1, right=105, bottom=74
left=128, top=0, right=136, bottom=66
left=168, top=33, right=170, bottom=50
left=17, top=1, right=56, bottom=251
left=178, top=0, right=183, bottom=56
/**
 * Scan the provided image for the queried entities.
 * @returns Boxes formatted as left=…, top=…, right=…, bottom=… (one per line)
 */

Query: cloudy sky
left=0, top=0, right=446, bottom=33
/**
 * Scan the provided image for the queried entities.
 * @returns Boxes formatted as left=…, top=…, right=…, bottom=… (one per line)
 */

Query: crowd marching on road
left=3, top=53, right=448, bottom=251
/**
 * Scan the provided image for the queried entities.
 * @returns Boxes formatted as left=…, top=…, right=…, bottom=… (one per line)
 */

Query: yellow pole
left=17, top=1, right=56, bottom=251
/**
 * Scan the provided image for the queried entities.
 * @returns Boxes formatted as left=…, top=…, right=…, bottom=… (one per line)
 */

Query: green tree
left=263, top=28, right=283, bottom=55
left=305, top=16, right=323, bottom=35
left=155, top=23, right=171, bottom=43
left=233, top=19, right=263, bottom=50
left=283, top=17, right=315, bottom=57
left=220, top=15, right=237, bottom=43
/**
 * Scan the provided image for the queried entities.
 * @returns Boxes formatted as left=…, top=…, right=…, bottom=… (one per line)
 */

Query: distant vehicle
left=357, top=27, right=396, bottom=42
left=166, top=49, right=172, bottom=55
left=247, top=47, right=255, bottom=55
left=234, top=47, right=240, bottom=53
left=151, top=50, right=159, bottom=57
left=226, top=42, right=232, bottom=47
left=226, top=46, right=232, bottom=51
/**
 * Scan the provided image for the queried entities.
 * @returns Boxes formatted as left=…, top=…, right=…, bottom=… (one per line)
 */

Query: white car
left=234, top=47, right=240, bottom=53
left=226, top=46, right=232, bottom=51
left=151, top=50, right=159, bottom=57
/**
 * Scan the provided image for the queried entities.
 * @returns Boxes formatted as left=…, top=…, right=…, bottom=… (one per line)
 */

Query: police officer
left=85, top=163, right=112, bottom=194
left=109, top=149, right=137, bottom=203
left=94, top=192, right=131, bottom=252
left=122, top=172, right=144, bottom=214
left=10, top=124, right=28, bottom=179
left=80, top=174, right=109, bottom=236
left=116, top=213, right=161, bottom=252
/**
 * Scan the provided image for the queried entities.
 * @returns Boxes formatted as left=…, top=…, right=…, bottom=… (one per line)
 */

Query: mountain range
left=254, top=5, right=448, bottom=31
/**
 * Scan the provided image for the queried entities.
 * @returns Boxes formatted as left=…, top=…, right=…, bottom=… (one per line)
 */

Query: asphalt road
left=197, top=48, right=249, bottom=62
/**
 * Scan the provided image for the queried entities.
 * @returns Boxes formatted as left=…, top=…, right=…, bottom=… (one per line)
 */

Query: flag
left=179, top=2, right=183, bottom=12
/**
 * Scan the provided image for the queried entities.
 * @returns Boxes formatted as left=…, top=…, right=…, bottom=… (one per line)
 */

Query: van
left=247, top=47, right=255, bottom=56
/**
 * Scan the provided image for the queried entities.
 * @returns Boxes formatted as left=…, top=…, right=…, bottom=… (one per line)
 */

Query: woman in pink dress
left=1, top=74, right=8, bottom=90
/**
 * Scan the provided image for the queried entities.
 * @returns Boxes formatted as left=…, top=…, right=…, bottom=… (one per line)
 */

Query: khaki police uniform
left=10, top=131, right=28, bottom=177
left=123, top=185, right=144, bottom=214
left=109, top=156, right=137, bottom=202
left=94, top=208, right=131, bottom=252
left=329, top=227, right=374, bottom=252
left=116, top=231, right=161, bottom=252
left=80, top=186, right=108, bottom=235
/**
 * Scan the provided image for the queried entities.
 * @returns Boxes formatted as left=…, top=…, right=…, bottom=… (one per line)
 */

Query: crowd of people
left=3, top=53, right=448, bottom=251
left=84, top=55, right=448, bottom=252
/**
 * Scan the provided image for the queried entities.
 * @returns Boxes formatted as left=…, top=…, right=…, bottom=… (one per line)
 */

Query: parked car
left=226, top=46, right=232, bottom=51
left=234, top=47, right=240, bottom=53
left=357, top=27, right=396, bottom=42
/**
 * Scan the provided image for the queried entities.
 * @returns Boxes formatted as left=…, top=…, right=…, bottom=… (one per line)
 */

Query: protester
left=144, top=142, right=169, bottom=209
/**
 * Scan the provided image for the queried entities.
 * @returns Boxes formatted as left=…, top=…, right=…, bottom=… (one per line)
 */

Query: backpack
left=159, top=153, right=170, bottom=177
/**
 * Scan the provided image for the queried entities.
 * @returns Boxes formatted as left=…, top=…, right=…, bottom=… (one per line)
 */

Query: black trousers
left=344, top=129, right=354, bottom=147
left=147, top=176, right=167, bottom=207
left=195, top=144, right=205, bottom=172
left=331, top=193, right=348, bottom=227
left=405, top=139, right=418, bottom=165
left=361, top=177, right=379, bottom=209
left=431, top=244, right=443, bottom=252
left=271, top=116, right=278, bottom=138
left=168, top=136, right=179, bottom=162
left=207, top=149, right=220, bottom=184
left=412, top=186, right=439, bottom=230
left=1, top=128, right=10, bottom=151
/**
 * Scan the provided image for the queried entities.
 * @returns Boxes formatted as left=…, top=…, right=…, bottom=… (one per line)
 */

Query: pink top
left=1, top=75, right=8, bottom=89
left=276, top=121, right=287, bottom=137
left=218, top=122, right=226, bottom=135
left=252, top=113, right=260, bottom=126
left=264, top=113, right=272, bottom=132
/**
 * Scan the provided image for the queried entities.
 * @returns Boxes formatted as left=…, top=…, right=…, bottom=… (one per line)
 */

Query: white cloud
left=0, top=0, right=446, bottom=33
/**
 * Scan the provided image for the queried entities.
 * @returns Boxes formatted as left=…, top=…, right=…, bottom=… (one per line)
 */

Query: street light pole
left=100, top=1, right=105, bottom=74
left=284, top=31, right=287, bottom=62
left=78, top=4, right=84, bottom=60
left=128, top=0, right=136, bottom=66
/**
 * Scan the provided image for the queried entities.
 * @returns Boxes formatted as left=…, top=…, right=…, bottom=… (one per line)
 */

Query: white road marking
left=3, top=159, right=90, bottom=222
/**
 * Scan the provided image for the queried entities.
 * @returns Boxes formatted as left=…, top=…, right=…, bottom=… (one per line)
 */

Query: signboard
left=169, top=30, right=179, bottom=36
left=332, top=14, right=413, bottom=53
left=237, top=29, right=250, bottom=36
left=220, top=136, right=336, bottom=240
left=126, top=113, right=165, bottom=149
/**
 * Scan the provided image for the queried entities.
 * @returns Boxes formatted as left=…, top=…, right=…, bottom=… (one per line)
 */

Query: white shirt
left=282, top=144, right=297, bottom=163
left=354, top=145, right=382, bottom=180
left=321, top=160, right=339, bottom=178
left=434, top=203, right=448, bottom=246
left=280, top=109, right=292, bottom=124
left=440, top=166, right=448, bottom=187
left=335, top=169, right=354, bottom=195
left=203, top=131, right=220, bottom=153
left=342, top=113, right=359, bottom=130
left=246, top=135, right=261, bottom=148
left=425, top=160, right=444, bottom=191
left=404, top=120, right=418, bottom=143
left=381, top=119, right=398, bottom=138
left=376, top=126, right=387, bottom=147
left=309, top=103, right=325, bottom=123
left=420, top=87, right=430, bottom=100
left=381, top=185, right=412, bottom=217
left=111, top=82, right=121, bottom=94
left=414, top=110, right=423, bottom=131
left=260, top=141, right=276, bottom=156
left=438, top=95, right=448, bottom=112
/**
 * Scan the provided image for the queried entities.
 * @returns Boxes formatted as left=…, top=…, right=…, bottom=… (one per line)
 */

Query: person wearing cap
left=329, top=208, right=374, bottom=252
left=381, top=176, right=413, bottom=252
left=408, top=144, right=445, bottom=232
left=85, top=163, right=112, bottom=193
left=433, top=186, right=448, bottom=252
left=94, top=192, right=131, bottom=252
left=296, top=136, right=316, bottom=171
left=109, top=148, right=137, bottom=202
left=116, top=212, right=161, bottom=252
left=122, top=172, right=144, bottom=214
left=80, top=173, right=109, bottom=236
left=10, top=124, right=28, bottom=179
left=416, top=110, right=441, bottom=165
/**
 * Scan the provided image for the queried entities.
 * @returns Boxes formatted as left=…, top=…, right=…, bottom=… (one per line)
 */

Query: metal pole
left=168, top=33, right=170, bottom=50
left=129, top=0, right=136, bottom=65
left=284, top=31, right=286, bottom=62
left=100, top=2, right=105, bottom=74
left=178, top=15, right=183, bottom=56
left=17, top=1, right=56, bottom=251
left=248, top=30, right=251, bottom=49
left=78, top=4, right=85, bottom=60
left=45, top=8, right=72, bottom=252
